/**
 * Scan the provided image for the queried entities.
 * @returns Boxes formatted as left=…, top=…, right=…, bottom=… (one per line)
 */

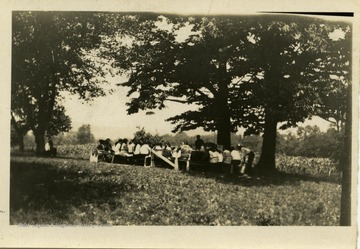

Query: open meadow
left=10, top=147, right=341, bottom=226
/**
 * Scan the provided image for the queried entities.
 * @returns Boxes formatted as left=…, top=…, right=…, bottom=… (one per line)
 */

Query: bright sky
left=61, top=72, right=333, bottom=140
left=61, top=75, right=205, bottom=139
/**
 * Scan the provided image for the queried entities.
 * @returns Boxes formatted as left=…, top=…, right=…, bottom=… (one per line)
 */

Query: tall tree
left=104, top=15, right=256, bottom=148
left=233, top=18, right=351, bottom=173
left=12, top=11, right=112, bottom=153
left=316, top=25, right=351, bottom=132
left=104, top=14, right=351, bottom=173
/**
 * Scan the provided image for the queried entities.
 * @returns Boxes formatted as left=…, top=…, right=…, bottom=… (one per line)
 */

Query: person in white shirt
left=178, top=141, right=192, bottom=171
left=217, top=149, right=223, bottom=163
left=45, top=142, right=50, bottom=151
left=140, top=143, right=152, bottom=167
left=134, top=143, right=141, bottom=155
left=113, top=139, right=122, bottom=155
left=127, top=140, right=135, bottom=155
left=230, top=146, right=241, bottom=175
left=209, top=147, right=219, bottom=164
left=140, top=143, right=151, bottom=155
left=44, top=140, right=57, bottom=157
left=223, top=148, right=232, bottom=165
left=120, top=139, right=128, bottom=156
left=222, top=147, right=232, bottom=174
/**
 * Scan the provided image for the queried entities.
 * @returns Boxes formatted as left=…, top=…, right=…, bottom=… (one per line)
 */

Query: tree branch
left=165, top=98, right=188, bottom=104
left=195, top=89, right=212, bottom=99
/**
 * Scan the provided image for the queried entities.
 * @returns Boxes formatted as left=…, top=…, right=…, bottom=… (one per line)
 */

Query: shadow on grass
left=184, top=167, right=341, bottom=187
left=10, top=160, right=137, bottom=223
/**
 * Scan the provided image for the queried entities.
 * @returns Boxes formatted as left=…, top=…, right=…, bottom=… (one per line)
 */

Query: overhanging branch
left=165, top=98, right=188, bottom=104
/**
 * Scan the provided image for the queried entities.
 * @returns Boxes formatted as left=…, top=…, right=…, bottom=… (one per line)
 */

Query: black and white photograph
left=1, top=0, right=358, bottom=248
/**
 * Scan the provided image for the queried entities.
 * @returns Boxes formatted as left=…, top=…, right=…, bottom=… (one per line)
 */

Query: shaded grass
left=10, top=155, right=341, bottom=226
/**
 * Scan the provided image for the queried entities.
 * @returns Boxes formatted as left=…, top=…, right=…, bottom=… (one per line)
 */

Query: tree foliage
left=277, top=125, right=344, bottom=162
left=76, top=124, right=95, bottom=144
left=315, top=26, right=351, bottom=132
left=104, top=14, right=351, bottom=160
left=132, top=127, right=163, bottom=145
left=12, top=11, right=113, bottom=152
left=230, top=18, right=351, bottom=172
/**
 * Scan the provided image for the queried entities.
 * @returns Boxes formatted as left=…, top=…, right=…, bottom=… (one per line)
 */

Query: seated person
left=140, top=143, right=151, bottom=155
left=162, top=143, right=173, bottom=159
left=97, top=139, right=105, bottom=151
left=120, top=139, right=129, bottom=156
left=153, top=143, right=164, bottom=152
left=98, top=139, right=114, bottom=162
left=140, top=143, right=152, bottom=167
left=127, top=140, right=135, bottom=155
left=171, top=146, right=180, bottom=159
left=113, top=139, right=122, bottom=155
left=104, top=138, right=113, bottom=153
left=209, top=147, right=219, bottom=164
left=217, top=149, right=223, bottom=163
left=134, top=143, right=141, bottom=156
left=223, top=147, right=232, bottom=164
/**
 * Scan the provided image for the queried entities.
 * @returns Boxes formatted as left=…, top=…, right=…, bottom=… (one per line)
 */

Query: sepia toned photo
left=1, top=0, right=358, bottom=248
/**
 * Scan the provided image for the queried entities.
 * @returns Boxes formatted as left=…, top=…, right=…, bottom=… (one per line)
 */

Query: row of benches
left=90, top=149, right=237, bottom=173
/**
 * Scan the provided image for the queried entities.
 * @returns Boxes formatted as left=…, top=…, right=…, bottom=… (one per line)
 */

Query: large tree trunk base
left=253, top=164, right=279, bottom=177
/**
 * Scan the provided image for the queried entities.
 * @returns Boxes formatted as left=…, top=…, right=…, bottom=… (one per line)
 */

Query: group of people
left=95, top=135, right=255, bottom=175
left=194, top=135, right=255, bottom=176
left=97, top=138, right=152, bottom=157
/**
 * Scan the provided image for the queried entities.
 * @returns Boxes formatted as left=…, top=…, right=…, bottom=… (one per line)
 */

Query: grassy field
left=10, top=154, right=341, bottom=226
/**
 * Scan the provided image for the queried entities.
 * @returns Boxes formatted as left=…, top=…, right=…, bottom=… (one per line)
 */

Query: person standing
left=194, top=135, right=205, bottom=151
left=237, top=144, right=254, bottom=176
left=179, top=141, right=192, bottom=171
left=230, top=145, right=241, bottom=175
left=45, top=140, right=57, bottom=157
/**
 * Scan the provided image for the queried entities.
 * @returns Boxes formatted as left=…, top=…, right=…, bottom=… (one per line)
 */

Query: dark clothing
left=231, top=160, right=241, bottom=175
left=104, top=142, right=112, bottom=152
left=195, top=138, right=204, bottom=150
left=244, top=151, right=255, bottom=175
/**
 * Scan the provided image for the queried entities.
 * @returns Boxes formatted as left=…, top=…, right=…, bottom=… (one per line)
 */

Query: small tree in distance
left=76, top=124, right=95, bottom=144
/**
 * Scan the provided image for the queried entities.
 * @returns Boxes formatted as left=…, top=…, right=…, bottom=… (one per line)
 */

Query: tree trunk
left=34, top=128, right=46, bottom=155
left=215, top=61, right=231, bottom=149
left=18, top=133, right=25, bottom=152
left=34, top=95, right=47, bottom=154
left=257, top=108, right=278, bottom=173
left=340, top=82, right=351, bottom=226
left=216, top=109, right=231, bottom=149
left=34, top=132, right=46, bottom=155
